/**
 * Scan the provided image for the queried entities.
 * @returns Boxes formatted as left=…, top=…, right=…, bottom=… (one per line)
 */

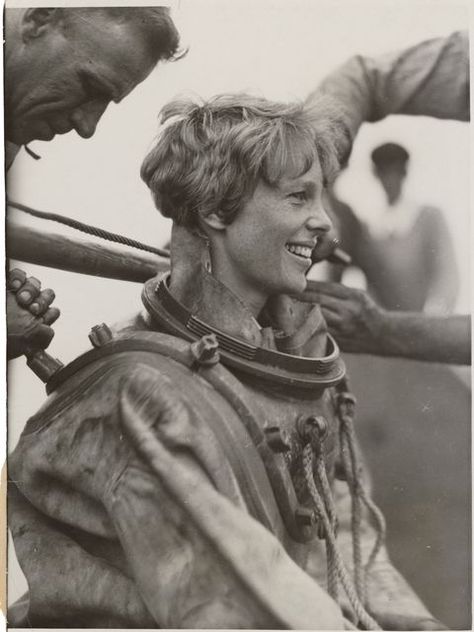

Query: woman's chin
left=280, top=277, right=307, bottom=297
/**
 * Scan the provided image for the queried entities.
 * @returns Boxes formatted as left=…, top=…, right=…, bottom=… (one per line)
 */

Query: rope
left=8, top=200, right=171, bottom=258
left=336, top=383, right=387, bottom=608
left=341, top=410, right=387, bottom=579
left=314, top=454, right=339, bottom=600
left=302, top=445, right=381, bottom=631
left=338, top=416, right=365, bottom=603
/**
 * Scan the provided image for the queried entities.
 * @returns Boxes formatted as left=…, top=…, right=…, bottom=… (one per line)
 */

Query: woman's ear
left=199, top=211, right=227, bottom=232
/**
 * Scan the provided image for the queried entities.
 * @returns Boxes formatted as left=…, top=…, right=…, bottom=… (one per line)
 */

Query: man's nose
left=71, top=100, right=109, bottom=139
left=305, top=201, right=332, bottom=234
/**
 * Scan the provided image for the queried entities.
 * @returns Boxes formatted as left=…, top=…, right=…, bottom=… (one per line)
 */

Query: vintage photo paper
left=4, top=0, right=471, bottom=629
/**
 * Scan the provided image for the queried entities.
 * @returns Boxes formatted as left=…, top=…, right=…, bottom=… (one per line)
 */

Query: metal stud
left=190, top=334, right=220, bottom=366
left=295, top=507, right=317, bottom=527
left=264, top=424, right=292, bottom=453
left=89, top=323, right=113, bottom=348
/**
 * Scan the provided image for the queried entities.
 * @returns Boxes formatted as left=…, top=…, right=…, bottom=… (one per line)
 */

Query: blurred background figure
left=325, top=142, right=459, bottom=314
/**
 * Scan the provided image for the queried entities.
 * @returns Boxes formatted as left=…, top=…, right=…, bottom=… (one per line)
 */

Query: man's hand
left=7, top=268, right=60, bottom=360
left=300, top=281, right=386, bottom=354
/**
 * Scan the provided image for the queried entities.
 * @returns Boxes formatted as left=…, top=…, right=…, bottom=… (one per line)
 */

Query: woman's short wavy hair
left=141, top=93, right=345, bottom=228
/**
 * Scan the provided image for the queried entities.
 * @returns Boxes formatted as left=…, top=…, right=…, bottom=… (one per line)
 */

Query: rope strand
left=8, top=200, right=171, bottom=258
left=302, top=445, right=381, bottom=631
left=339, top=425, right=365, bottom=603
left=341, top=413, right=387, bottom=581
left=314, top=453, right=339, bottom=600
left=336, top=382, right=387, bottom=612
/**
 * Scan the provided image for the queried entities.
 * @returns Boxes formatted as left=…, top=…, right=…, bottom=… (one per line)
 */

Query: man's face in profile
left=7, top=10, right=158, bottom=145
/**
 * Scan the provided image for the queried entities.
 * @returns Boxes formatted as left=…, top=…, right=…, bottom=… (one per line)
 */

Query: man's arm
left=308, top=31, right=469, bottom=159
left=302, top=281, right=470, bottom=365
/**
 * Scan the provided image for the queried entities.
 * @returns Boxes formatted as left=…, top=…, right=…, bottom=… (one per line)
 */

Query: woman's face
left=210, top=159, right=332, bottom=313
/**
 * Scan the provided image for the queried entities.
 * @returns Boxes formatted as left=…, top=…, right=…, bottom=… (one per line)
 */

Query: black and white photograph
left=4, top=0, right=471, bottom=629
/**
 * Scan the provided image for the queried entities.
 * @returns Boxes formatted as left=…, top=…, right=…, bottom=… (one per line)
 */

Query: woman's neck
left=208, top=254, right=267, bottom=319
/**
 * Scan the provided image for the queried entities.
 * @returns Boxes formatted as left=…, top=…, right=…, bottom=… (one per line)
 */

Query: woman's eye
left=288, top=191, right=307, bottom=202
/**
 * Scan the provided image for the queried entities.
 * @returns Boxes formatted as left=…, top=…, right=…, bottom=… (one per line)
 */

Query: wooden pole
left=6, top=220, right=170, bottom=283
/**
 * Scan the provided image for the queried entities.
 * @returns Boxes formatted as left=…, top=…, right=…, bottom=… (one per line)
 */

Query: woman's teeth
left=285, top=244, right=313, bottom=258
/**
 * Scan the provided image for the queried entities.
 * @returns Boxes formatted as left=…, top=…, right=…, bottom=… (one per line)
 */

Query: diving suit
left=8, top=228, right=438, bottom=629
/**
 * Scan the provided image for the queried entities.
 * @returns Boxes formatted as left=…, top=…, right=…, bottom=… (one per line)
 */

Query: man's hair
left=371, top=142, right=409, bottom=169
left=65, top=7, right=181, bottom=63
left=141, top=94, right=343, bottom=228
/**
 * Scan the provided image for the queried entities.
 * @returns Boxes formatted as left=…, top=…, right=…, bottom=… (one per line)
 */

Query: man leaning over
left=5, top=7, right=180, bottom=360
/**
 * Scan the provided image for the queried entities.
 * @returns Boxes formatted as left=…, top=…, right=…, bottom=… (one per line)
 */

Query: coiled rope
left=8, top=200, right=171, bottom=259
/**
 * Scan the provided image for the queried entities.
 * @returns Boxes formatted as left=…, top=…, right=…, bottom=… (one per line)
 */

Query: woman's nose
left=305, top=202, right=332, bottom=234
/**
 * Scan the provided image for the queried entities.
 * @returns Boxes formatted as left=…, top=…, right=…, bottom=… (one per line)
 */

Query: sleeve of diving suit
left=108, top=364, right=345, bottom=630
left=333, top=463, right=444, bottom=630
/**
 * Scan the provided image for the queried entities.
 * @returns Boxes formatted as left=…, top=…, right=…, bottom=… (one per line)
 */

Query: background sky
left=6, top=0, right=471, bottom=608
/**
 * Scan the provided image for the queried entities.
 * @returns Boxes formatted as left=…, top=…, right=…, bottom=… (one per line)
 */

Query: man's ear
left=21, top=8, right=61, bottom=41
left=199, top=212, right=227, bottom=232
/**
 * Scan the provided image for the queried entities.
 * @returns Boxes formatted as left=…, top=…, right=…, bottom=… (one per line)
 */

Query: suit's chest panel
left=237, top=378, right=341, bottom=543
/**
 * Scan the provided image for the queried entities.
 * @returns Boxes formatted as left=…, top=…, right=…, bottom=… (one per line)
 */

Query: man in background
left=330, top=142, right=459, bottom=314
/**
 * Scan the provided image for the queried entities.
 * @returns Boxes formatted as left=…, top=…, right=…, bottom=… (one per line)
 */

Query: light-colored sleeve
left=308, top=31, right=469, bottom=150
left=108, top=364, right=345, bottom=629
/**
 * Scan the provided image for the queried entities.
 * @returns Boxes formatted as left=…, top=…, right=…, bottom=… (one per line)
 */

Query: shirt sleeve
left=308, top=31, right=469, bottom=149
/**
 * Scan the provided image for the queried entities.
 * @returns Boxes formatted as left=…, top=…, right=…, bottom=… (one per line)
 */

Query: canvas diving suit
left=8, top=229, right=437, bottom=629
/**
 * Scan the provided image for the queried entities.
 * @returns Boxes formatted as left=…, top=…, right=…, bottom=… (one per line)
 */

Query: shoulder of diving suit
left=10, top=319, right=283, bottom=531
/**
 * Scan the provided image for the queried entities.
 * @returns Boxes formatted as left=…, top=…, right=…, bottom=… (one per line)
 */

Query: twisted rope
left=8, top=200, right=171, bottom=258
left=314, top=453, right=339, bottom=600
left=340, top=409, right=387, bottom=580
left=339, top=420, right=365, bottom=603
left=302, top=445, right=381, bottom=631
left=336, top=382, right=387, bottom=613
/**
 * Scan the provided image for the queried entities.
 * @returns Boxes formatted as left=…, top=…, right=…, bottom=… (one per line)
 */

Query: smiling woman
left=141, top=94, right=343, bottom=313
